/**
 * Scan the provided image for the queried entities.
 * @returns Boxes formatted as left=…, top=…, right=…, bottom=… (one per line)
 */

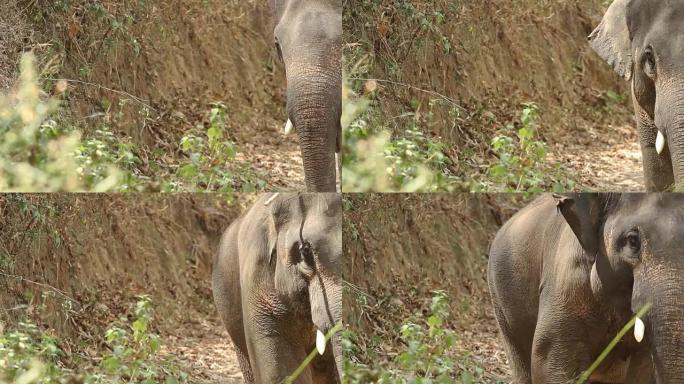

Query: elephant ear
left=265, top=193, right=286, bottom=266
left=588, top=0, right=633, bottom=81
left=554, top=194, right=604, bottom=257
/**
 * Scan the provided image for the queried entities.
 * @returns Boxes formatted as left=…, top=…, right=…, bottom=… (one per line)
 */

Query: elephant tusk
left=284, top=119, right=294, bottom=135
left=634, top=317, right=645, bottom=343
left=264, top=193, right=280, bottom=206
left=316, top=329, right=326, bottom=355
left=656, top=130, right=666, bottom=155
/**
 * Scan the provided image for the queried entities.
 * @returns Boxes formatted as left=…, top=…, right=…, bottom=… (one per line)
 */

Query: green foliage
left=0, top=322, right=63, bottom=384
left=0, top=296, right=187, bottom=384
left=75, top=125, right=142, bottom=191
left=473, top=103, right=575, bottom=193
left=342, top=83, right=461, bottom=192
left=344, top=291, right=498, bottom=384
left=0, top=53, right=120, bottom=192
left=170, top=102, right=264, bottom=192
left=0, top=53, right=265, bottom=192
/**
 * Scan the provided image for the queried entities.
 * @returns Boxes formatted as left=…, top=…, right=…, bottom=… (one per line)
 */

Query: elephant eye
left=643, top=46, right=656, bottom=78
left=625, top=229, right=641, bottom=254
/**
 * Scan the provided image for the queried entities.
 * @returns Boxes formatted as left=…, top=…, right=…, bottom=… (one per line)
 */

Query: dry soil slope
left=0, top=194, right=257, bottom=382
left=343, top=194, right=527, bottom=380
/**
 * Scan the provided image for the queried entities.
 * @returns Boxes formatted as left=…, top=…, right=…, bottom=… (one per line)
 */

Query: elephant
left=271, top=0, right=342, bottom=192
left=488, top=194, right=683, bottom=383
left=212, top=193, right=343, bottom=383
left=589, top=0, right=684, bottom=191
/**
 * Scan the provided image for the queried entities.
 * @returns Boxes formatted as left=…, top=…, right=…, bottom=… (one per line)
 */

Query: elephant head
left=268, top=193, right=343, bottom=382
left=557, top=193, right=684, bottom=382
left=271, top=0, right=342, bottom=192
left=589, top=0, right=684, bottom=191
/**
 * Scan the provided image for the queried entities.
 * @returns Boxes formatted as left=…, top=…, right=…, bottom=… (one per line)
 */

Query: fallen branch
left=0, top=272, right=80, bottom=305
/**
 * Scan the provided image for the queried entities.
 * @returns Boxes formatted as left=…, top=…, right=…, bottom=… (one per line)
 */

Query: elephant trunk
left=657, top=84, right=684, bottom=189
left=633, top=266, right=684, bottom=382
left=285, top=56, right=341, bottom=192
left=309, top=270, right=343, bottom=382
left=332, top=328, right=343, bottom=382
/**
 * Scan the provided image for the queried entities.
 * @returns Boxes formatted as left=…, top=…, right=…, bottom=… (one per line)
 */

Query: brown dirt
left=551, top=123, right=644, bottom=191
left=162, top=318, right=244, bottom=383
left=0, top=193, right=253, bottom=382
left=344, top=194, right=529, bottom=381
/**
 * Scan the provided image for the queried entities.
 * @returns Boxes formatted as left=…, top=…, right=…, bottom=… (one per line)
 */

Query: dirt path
left=234, top=135, right=304, bottom=191
left=458, top=308, right=510, bottom=382
left=230, top=116, right=305, bottom=191
left=161, top=318, right=244, bottom=384
left=551, top=124, right=644, bottom=191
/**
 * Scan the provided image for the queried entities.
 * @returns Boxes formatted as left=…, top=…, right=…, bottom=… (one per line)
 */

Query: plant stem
left=284, top=322, right=342, bottom=384
left=576, top=303, right=652, bottom=384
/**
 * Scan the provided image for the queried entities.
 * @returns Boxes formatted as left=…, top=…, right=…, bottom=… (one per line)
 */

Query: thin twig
left=347, top=77, right=465, bottom=110
left=343, top=280, right=375, bottom=300
left=41, top=77, right=156, bottom=111
left=0, top=272, right=80, bottom=305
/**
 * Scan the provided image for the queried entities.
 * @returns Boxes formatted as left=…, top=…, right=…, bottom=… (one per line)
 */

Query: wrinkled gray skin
left=271, top=0, right=342, bottom=192
left=488, top=194, right=684, bottom=383
left=213, top=193, right=342, bottom=383
left=590, top=0, right=684, bottom=191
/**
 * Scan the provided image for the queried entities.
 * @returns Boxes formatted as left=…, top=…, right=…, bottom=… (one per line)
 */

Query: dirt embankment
left=1, top=0, right=302, bottom=189
left=0, top=194, right=257, bottom=382
left=344, top=0, right=641, bottom=190
left=343, top=194, right=528, bottom=381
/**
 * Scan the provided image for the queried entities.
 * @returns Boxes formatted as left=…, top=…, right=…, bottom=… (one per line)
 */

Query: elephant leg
left=626, top=348, right=656, bottom=384
left=636, top=103, right=674, bottom=191
left=234, top=345, right=255, bottom=384
left=531, top=336, right=591, bottom=384
left=531, top=309, right=592, bottom=384
left=492, top=304, right=533, bottom=383
left=213, top=222, right=254, bottom=382
left=243, top=290, right=311, bottom=384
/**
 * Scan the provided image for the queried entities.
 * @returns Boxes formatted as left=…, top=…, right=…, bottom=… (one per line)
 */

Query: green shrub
left=171, top=102, right=264, bottom=192
left=0, top=295, right=187, bottom=384
left=343, top=291, right=497, bottom=384
left=0, top=53, right=265, bottom=193
left=473, top=103, right=575, bottom=193
left=0, top=322, right=63, bottom=384
left=0, top=53, right=121, bottom=192
left=342, top=83, right=461, bottom=192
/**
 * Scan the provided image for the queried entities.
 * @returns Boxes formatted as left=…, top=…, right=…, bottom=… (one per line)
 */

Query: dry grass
left=0, top=2, right=31, bottom=89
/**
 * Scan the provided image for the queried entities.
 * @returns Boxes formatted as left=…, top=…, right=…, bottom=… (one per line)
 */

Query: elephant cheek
left=665, top=118, right=684, bottom=187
